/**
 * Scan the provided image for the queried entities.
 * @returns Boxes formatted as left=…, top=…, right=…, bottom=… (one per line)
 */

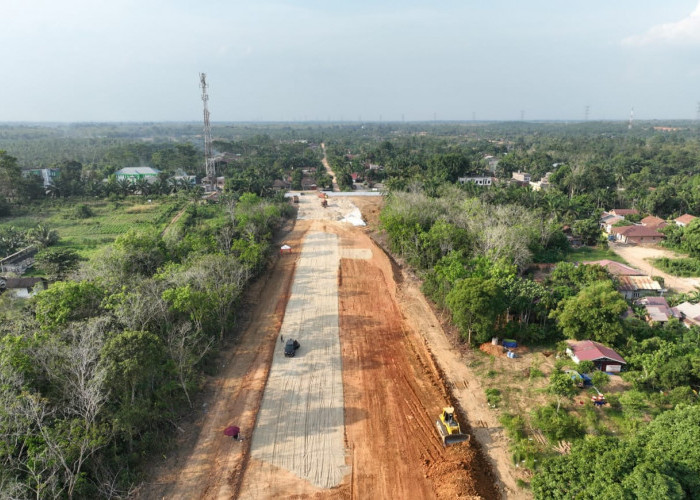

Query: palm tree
left=116, top=178, right=134, bottom=196
left=134, top=178, right=151, bottom=196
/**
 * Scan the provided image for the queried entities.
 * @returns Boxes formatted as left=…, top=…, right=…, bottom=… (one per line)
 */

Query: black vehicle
left=284, top=339, right=300, bottom=357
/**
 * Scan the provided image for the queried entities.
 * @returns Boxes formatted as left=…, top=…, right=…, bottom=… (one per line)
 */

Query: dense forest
left=2, top=120, right=700, bottom=498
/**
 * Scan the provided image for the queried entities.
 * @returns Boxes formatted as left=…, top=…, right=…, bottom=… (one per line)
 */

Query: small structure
left=674, top=214, right=697, bottom=227
left=0, top=246, right=37, bottom=274
left=529, top=172, right=552, bottom=191
left=609, top=225, right=664, bottom=245
left=511, top=171, right=531, bottom=184
left=114, top=167, right=160, bottom=183
left=280, top=245, right=292, bottom=255
left=566, top=340, right=627, bottom=373
left=617, top=275, right=663, bottom=299
left=635, top=296, right=680, bottom=324
left=272, top=179, right=291, bottom=191
left=0, top=277, right=46, bottom=298
left=672, top=302, right=700, bottom=328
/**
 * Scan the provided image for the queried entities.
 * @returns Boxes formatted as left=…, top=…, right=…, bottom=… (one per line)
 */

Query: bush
left=652, top=257, right=700, bottom=277
left=485, top=388, right=501, bottom=407
left=531, top=404, right=585, bottom=442
left=72, top=203, right=94, bottom=219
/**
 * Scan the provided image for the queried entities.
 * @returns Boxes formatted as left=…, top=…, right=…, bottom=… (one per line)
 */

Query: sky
left=2, top=0, right=699, bottom=122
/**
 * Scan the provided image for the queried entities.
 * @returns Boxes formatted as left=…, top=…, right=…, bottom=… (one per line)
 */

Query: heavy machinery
left=435, top=407, right=470, bottom=446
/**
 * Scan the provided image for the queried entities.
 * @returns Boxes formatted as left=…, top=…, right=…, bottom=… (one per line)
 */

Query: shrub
left=485, top=388, right=501, bottom=407
left=531, top=404, right=585, bottom=442
left=72, top=203, right=94, bottom=219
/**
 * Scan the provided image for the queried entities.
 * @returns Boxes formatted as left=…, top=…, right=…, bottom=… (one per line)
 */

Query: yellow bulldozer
left=435, top=406, right=470, bottom=446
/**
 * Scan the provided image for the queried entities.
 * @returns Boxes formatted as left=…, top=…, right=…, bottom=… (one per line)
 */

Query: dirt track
left=139, top=194, right=501, bottom=499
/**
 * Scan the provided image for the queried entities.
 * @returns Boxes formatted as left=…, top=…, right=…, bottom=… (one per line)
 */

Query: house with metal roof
left=609, top=225, right=665, bottom=245
left=635, top=296, right=680, bottom=324
left=566, top=340, right=627, bottom=373
left=581, top=260, right=645, bottom=276
left=672, top=302, right=700, bottom=328
left=114, top=167, right=160, bottom=183
left=674, top=214, right=697, bottom=227
left=617, top=275, right=663, bottom=299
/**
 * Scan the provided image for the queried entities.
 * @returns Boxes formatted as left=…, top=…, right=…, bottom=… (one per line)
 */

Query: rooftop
left=568, top=340, right=626, bottom=364
left=581, top=260, right=644, bottom=276
left=617, top=275, right=662, bottom=292
left=675, top=214, right=697, bottom=225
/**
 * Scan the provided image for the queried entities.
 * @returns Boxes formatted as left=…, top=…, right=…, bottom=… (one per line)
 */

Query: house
left=601, top=215, right=625, bottom=233
left=512, top=171, right=530, bottom=183
left=610, top=208, right=639, bottom=217
left=0, top=277, right=46, bottom=298
left=617, top=275, right=663, bottom=299
left=0, top=246, right=37, bottom=274
left=301, top=176, right=317, bottom=190
left=368, top=163, right=383, bottom=170
left=566, top=340, right=627, bottom=373
left=640, top=215, right=667, bottom=230
left=458, top=176, right=493, bottom=186
left=580, top=260, right=645, bottom=276
left=672, top=302, right=700, bottom=328
left=272, top=179, right=291, bottom=191
left=529, top=172, right=552, bottom=191
left=674, top=214, right=697, bottom=227
left=635, top=296, right=680, bottom=324
left=609, top=225, right=664, bottom=245
left=22, top=168, right=60, bottom=188
left=114, top=167, right=160, bottom=183
left=483, top=155, right=500, bottom=172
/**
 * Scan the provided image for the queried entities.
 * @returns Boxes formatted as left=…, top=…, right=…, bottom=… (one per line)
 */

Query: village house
left=672, top=302, right=700, bottom=328
left=640, top=215, right=667, bottom=230
left=609, top=208, right=639, bottom=218
left=114, top=167, right=160, bottom=183
left=272, top=179, right=291, bottom=191
left=580, top=260, right=645, bottom=277
left=458, top=176, right=493, bottom=186
left=635, top=296, right=680, bottom=324
left=22, top=168, right=60, bottom=188
left=617, top=275, right=663, bottom=300
left=600, top=215, right=625, bottom=233
left=301, top=176, right=317, bottom=190
left=674, top=214, right=697, bottom=227
left=0, top=246, right=37, bottom=274
left=511, top=171, right=530, bottom=184
left=529, top=172, right=552, bottom=191
left=566, top=340, right=627, bottom=373
left=0, top=277, right=47, bottom=298
left=609, top=225, right=664, bottom=245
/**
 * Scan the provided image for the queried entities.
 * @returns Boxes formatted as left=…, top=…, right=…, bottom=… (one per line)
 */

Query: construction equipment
left=435, top=407, right=470, bottom=446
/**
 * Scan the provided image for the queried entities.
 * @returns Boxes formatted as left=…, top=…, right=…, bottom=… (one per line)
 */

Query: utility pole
left=200, top=73, right=216, bottom=192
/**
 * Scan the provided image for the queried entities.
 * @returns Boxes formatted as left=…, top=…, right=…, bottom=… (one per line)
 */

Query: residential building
left=610, top=208, right=639, bottom=217
left=22, top=168, right=60, bottom=188
left=529, top=172, right=552, bottom=191
left=580, top=260, right=645, bottom=276
left=114, top=167, right=160, bottom=183
left=0, top=246, right=37, bottom=274
left=617, top=275, right=663, bottom=299
left=640, top=215, right=667, bottom=230
left=609, top=225, right=664, bottom=245
left=635, top=296, right=680, bottom=324
left=512, top=171, right=530, bottom=183
left=566, top=340, right=627, bottom=373
left=674, top=214, right=697, bottom=227
left=672, top=302, right=700, bottom=328
left=0, top=277, right=46, bottom=298
left=458, top=176, right=493, bottom=186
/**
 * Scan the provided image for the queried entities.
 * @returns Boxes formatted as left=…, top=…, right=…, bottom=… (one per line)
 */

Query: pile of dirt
left=424, top=445, right=488, bottom=499
left=479, top=342, right=530, bottom=358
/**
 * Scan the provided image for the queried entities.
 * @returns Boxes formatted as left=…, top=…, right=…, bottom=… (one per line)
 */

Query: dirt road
left=609, top=243, right=700, bottom=293
left=140, top=194, right=500, bottom=499
left=320, top=143, right=340, bottom=192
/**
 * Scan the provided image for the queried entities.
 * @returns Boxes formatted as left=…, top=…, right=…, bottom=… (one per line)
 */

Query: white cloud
left=623, top=1, right=700, bottom=46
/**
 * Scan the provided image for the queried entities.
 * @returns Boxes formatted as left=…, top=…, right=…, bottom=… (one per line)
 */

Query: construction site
left=141, top=193, right=516, bottom=499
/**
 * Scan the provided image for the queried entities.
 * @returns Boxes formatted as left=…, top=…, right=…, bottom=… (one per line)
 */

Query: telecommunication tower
left=628, top=107, right=634, bottom=130
left=199, top=73, right=216, bottom=192
left=585, top=105, right=590, bottom=121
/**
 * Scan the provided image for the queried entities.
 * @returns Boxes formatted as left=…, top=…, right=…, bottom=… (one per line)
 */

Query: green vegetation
left=652, top=256, right=700, bottom=277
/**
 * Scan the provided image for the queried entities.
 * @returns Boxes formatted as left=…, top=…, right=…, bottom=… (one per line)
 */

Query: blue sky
left=2, top=0, right=699, bottom=122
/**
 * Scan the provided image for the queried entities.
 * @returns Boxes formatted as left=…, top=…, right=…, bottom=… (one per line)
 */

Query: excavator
left=435, top=406, right=470, bottom=446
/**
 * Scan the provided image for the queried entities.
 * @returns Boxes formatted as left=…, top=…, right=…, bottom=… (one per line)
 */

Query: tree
left=547, top=369, right=577, bottom=412
left=34, top=281, right=104, bottom=328
left=446, top=277, right=505, bottom=345
left=0, top=151, right=22, bottom=202
left=27, top=224, right=59, bottom=247
left=550, top=281, right=628, bottom=345
left=35, top=248, right=81, bottom=281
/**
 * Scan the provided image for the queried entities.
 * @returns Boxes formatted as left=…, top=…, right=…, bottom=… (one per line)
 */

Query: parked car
left=284, top=339, right=300, bottom=357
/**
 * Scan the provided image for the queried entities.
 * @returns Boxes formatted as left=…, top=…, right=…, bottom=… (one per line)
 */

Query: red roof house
left=610, top=209, right=639, bottom=217
left=581, top=260, right=645, bottom=276
left=640, top=215, right=668, bottom=230
left=566, top=340, right=627, bottom=373
left=610, top=225, right=665, bottom=245
left=674, top=214, right=697, bottom=227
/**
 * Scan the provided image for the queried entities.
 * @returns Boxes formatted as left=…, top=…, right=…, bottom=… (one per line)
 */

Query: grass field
left=561, top=245, right=628, bottom=264
left=0, top=197, right=186, bottom=258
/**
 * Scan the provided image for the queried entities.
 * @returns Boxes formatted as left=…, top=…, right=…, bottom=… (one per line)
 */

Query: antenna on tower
left=200, top=73, right=217, bottom=192
left=628, top=107, right=634, bottom=130
left=585, top=105, right=590, bottom=122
